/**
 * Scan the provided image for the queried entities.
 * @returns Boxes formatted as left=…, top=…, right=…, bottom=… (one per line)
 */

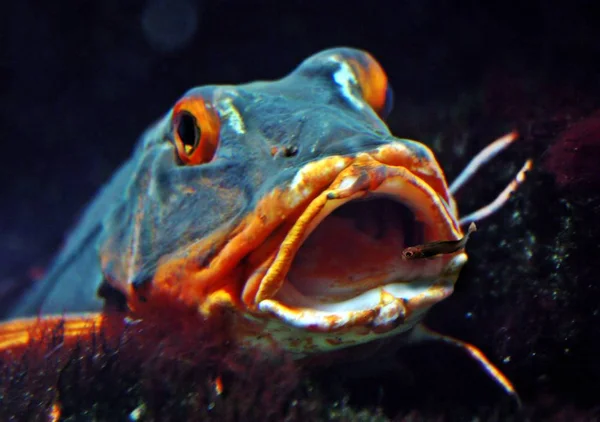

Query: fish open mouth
left=245, top=151, right=467, bottom=333
left=287, top=197, right=426, bottom=301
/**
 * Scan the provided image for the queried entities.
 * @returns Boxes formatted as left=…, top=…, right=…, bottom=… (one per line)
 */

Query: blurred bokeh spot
left=142, top=0, right=199, bottom=52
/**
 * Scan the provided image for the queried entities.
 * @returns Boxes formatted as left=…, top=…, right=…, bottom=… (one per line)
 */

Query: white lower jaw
left=257, top=253, right=466, bottom=332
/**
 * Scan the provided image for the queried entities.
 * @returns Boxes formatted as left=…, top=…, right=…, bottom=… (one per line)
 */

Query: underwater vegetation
left=0, top=311, right=325, bottom=421
left=0, top=310, right=521, bottom=421
left=544, top=110, right=600, bottom=191
left=1, top=313, right=297, bottom=421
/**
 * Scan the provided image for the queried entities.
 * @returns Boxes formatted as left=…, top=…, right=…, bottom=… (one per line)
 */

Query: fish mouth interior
left=285, top=196, right=424, bottom=302
left=266, top=192, right=452, bottom=318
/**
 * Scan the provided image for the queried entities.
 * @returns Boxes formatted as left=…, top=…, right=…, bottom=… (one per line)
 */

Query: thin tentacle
left=410, top=324, right=521, bottom=408
left=459, top=159, right=532, bottom=226
left=449, top=131, right=519, bottom=194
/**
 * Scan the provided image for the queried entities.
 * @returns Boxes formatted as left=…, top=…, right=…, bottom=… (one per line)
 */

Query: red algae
left=544, top=110, right=600, bottom=190
left=0, top=311, right=318, bottom=421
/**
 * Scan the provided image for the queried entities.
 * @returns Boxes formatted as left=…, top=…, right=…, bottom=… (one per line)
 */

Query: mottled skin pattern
left=0, top=49, right=522, bottom=400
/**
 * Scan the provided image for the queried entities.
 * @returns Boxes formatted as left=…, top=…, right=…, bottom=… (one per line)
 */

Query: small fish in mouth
left=402, top=222, right=477, bottom=260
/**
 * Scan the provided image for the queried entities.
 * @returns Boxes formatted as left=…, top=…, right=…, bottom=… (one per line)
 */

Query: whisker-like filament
left=450, top=131, right=519, bottom=195
left=459, top=160, right=532, bottom=226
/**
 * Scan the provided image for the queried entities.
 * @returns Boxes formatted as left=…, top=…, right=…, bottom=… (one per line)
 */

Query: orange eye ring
left=172, top=96, right=220, bottom=165
left=346, top=54, right=392, bottom=118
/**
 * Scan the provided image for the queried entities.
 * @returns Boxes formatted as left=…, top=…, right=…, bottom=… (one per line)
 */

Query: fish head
left=99, top=48, right=466, bottom=354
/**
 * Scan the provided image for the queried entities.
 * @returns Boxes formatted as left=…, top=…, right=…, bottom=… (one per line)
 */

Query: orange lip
left=242, top=150, right=462, bottom=312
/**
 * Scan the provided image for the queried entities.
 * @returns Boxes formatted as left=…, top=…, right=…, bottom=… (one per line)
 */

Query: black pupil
left=177, top=111, right=200, bottom=152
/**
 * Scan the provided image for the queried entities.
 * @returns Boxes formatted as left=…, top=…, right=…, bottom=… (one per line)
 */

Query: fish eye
left=172, top=96, right=220, bottom=165
left=403, top=250, right=414, bottom=258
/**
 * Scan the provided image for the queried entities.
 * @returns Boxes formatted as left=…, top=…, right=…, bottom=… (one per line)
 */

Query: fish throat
left=288, top=196, right=426, bottom=302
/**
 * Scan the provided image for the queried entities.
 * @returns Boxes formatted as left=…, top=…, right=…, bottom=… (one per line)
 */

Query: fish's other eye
left=332, top=49, right=392, bottom=118
left=349, top=54, right=391, bottom=119
left=172, top=96, right=220, bottom=165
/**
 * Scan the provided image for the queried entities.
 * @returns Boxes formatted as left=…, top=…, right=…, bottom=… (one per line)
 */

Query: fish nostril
left=281, top=145, right=298, bottom=158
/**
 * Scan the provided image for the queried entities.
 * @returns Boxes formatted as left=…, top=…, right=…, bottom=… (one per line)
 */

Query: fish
left=0, top=48, right=532, bottom=403
left=402, top=222, right=477, bottom=260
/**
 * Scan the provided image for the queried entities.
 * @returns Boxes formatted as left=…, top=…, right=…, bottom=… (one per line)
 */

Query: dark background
left=2, top=0, right=600, bottom=418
